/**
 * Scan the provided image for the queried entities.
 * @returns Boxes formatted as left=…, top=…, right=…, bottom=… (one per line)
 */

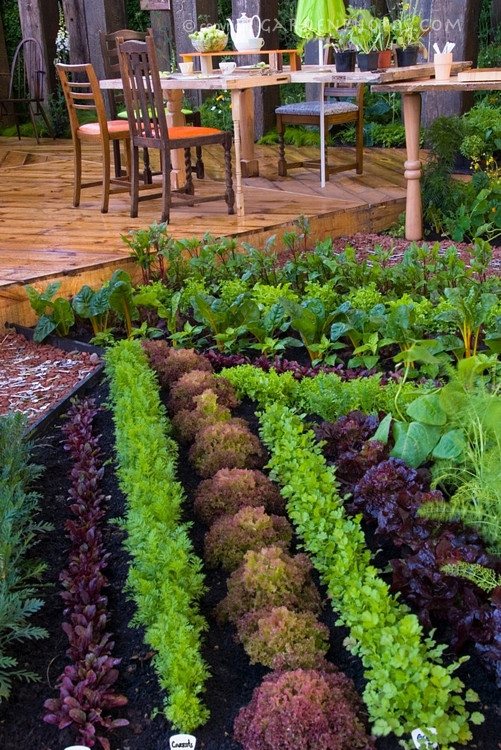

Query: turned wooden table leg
left=236, top=89, right=259, bottom=178
left=402, top=91, right=423, bottom=241
left=164, top=89, right=186, bottom=190
left=231, top=90, right=245, bottom=216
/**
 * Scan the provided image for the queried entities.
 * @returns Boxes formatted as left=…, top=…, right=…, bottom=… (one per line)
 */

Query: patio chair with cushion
left=56, top=61, right=131, bottom=213
left=0, top=37, right=54, bottom=143
left=275, top=81, right=365, bottom=180
left=117, top=34, right=234, bottom=222
left=99, top=28, right=204, bottom=179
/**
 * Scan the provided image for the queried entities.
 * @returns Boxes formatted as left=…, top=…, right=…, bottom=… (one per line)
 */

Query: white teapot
left=227, top=12, right=262, bottom=51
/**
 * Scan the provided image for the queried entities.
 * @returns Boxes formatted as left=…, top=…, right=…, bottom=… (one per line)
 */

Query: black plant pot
left=334, top=50, right=356, bottom=72
left=395, top=45, right=419, bottom=67
left=357, top=51, right=380, bottom=72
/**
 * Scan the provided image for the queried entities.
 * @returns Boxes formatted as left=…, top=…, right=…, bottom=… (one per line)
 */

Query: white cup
left=219, top=61, right=237, bottom=75
left=245, top=37, right=264, bottom=51
left=433, top=52, right=453, bottom=81
left=179, top=61, right=194, bottom=75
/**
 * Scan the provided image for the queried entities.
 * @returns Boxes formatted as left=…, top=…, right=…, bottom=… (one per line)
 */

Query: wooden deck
left=0, top=135, right=410, bottom=328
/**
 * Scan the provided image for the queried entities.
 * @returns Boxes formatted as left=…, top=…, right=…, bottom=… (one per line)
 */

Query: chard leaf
left=406, top=392, right=447, bottom=426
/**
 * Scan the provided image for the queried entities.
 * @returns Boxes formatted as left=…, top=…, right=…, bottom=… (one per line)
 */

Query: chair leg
left=112, top=140, right=122, bottom=178
left=73, top=139, right=82, bottom=207
left=195, top=146, right=204, bottom=179
left=223, top=134, right=235, bottom=215
left=277, top=116, right=287, bottom=177
left=101, top=140, right=112, bottom=213
left=184, top=149, right=194, bottom=195
left=161, top=150, right=171, bottom=224
left=130, top=145, right=141, bottom=218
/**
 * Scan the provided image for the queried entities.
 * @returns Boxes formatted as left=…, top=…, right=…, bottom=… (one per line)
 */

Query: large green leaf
left=431, top=429, right=465, bottom=460
left=391, top=421, right=442, bottom=468
left=406, top=392, right=447, bottom=426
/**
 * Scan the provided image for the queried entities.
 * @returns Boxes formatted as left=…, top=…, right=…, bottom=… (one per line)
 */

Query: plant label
left=411, top=727, right=438, bottom=748
left=170, top=734, right=197, bottom=749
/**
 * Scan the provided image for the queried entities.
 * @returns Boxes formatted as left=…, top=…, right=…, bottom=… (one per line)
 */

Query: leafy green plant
left=171, top=389, right=233, bottom=444
left=280, top=297, right=344, bottom=364
left=71, top=283, right=112, bottom=337
left=194, top=468, right=284, bottom=526
left=168, top=369, right=238, bottom=414
left=204, top=505, right=293, bottom=572
left=188, top=420, right=267, bottom=477
left=0, top=412, right=50, bottom=700
left=25, top=282, right=75, bottom=342
left=105, top=340, right=209, bottom=732
left=215, top=545, right=322, bottom=625
left=258, top=402, right=482, bottom=745
left=434, top=286, right=498, bottom=358
left=234, top=668, right=376, bottom=750
left=236, top=606, right=330, bottom=670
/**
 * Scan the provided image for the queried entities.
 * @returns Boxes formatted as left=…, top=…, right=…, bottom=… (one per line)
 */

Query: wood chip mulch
left=0, top=331, right=103, bottom=426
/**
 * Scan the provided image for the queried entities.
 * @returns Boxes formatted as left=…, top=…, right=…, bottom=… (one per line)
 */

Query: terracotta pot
left=395, top=45, right=419, bottom=67
left=357, top=51, right=379, bottom=72
left=378, top=49, right=393, bottom=69
left=334, top=50, right=356, bottom=72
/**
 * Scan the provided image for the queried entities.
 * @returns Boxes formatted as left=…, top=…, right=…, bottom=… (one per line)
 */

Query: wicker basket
left=191, top=34, right=228, bottom=53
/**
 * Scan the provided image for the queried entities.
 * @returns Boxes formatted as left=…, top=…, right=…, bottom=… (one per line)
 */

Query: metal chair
left=99, top=28, right=204, bottom=180
left=56, top=62, right=131, bottom=213
left=275, top=82, right=365, bottom=180
left=117, top=35, right=234, bottom=222
left=0, top=37, right=54, bottom=143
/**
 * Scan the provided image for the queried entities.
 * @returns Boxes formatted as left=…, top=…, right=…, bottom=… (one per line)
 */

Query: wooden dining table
left=101, top=70, right=290, bottom=216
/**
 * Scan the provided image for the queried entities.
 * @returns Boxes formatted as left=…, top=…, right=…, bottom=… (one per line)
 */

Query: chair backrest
left=9, top=37, right=46, bottom=102
left=117, top=35, right=170, bottom=150
left=99, top=28, right=147, bottom=118
left=56, top=62, right=110, bottom=140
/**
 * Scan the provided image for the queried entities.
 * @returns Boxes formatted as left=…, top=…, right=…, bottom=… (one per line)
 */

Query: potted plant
left=391, top=1, right=430, bottom=67
left=329, top=10, right=357, bottom=72
left=347, top=8, right=379, bottom=71
left=375, top=15, right=393, bottom=69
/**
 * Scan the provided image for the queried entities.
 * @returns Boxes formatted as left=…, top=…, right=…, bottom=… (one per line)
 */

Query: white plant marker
left=170, top=734, right=197, bottom=749
left=411, top=727, right=438, bottom=748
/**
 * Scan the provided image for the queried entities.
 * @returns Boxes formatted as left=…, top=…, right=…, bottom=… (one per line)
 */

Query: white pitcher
left=227, top=12, right=262, bottom=51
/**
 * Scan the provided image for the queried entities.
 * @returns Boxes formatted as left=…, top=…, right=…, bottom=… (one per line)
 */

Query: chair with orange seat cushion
left=56, top=62, right=131, bottom=213
left=99, top=27, right=204, bottom=180
left=117, top=35, right=234, bottom=222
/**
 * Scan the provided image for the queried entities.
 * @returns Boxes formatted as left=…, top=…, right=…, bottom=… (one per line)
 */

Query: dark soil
left=1, top=373, right=501, bottom=750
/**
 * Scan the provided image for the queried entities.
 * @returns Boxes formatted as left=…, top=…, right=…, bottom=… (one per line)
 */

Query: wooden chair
left=56, top=62, right=131, bottom=213
left=117, top=35, right=234, bottom=222
left=0, top=37, right=54, bottom=143
left=99, top=28, right=204, bottom=179
left=275, top=82, right=365, bottom=180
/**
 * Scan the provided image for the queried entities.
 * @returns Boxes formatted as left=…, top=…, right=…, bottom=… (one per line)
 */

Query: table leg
left=402, top=92, right=423, bottom=241
left=230, top=90, right=245, bottom=216
left=164, top=89, right=186, bottom=189
left=235, top=89, right=259, bottom=178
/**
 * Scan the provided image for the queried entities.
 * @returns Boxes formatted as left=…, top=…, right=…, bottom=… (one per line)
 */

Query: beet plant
left=43, top=398, right=128, bottom=750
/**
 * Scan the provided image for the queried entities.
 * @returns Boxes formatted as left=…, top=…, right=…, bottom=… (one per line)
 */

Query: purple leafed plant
left=43, top=399, right=128, bottom=749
